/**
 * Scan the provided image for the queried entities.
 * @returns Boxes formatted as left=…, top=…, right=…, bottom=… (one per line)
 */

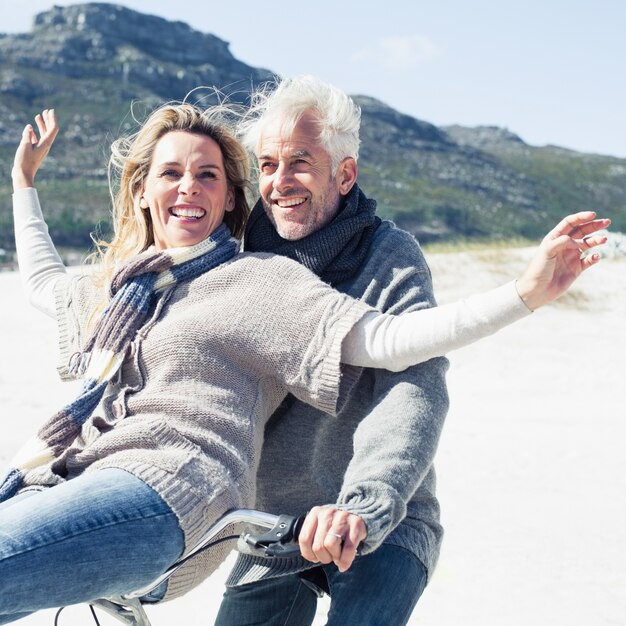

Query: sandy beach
left=1, top=246, right=624, bottom=625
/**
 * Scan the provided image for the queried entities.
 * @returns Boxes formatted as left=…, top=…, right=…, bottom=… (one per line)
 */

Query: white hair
left=239, top=75, right=361, bottom=172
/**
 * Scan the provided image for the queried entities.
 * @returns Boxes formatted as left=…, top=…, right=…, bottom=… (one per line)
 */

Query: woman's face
left=141, top=131, right=234, bottom=250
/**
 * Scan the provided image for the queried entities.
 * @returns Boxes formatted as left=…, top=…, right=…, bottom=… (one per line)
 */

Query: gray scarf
left=244, top=184, right=380, bottom=286
left=0, top=225, right=239, bottom=502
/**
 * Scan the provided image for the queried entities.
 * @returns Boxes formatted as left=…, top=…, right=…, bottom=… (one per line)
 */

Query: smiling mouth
left=170, top=206, right=206, bottom=219
left=273, top=197, right=306, bottom=209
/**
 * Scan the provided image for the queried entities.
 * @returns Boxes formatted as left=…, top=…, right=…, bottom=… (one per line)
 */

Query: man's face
left=256, top=111, right=344, bottom=241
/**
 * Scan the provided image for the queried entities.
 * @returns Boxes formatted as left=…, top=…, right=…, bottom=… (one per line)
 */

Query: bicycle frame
left=88, top=508, right=301, bottom=626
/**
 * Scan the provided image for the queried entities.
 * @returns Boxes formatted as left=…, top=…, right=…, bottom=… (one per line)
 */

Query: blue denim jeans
left=215, top=544, right=428, bottom=626
left=0, top=468, right=184, bottom=625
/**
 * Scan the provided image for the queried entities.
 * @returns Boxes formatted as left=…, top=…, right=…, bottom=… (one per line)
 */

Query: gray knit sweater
left=52, top=253, right=371, bottom=600
left=227, top=221, right=451, bottom=586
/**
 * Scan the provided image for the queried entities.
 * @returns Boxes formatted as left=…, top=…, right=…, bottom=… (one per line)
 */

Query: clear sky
left=2, top=0, right=625, bottom=158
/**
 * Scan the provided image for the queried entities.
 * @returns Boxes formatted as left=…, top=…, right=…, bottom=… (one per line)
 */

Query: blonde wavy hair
left=93, top=102, right=251, bottom=286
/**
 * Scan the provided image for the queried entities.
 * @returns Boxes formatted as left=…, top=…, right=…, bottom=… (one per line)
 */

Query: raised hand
left=516, top=211, right=611, bottom=311
left=12, top=109, right=59, bottom=191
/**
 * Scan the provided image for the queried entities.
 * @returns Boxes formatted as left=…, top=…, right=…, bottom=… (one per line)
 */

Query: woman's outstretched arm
left=343, top=211, right=610, bottom=371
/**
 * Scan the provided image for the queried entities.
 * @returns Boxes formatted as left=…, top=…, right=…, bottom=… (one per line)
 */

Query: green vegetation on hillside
left=1, top=3, right=624, bottom=254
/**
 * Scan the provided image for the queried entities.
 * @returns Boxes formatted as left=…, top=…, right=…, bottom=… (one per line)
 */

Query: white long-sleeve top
left=13, top=188, right=531, bottom=372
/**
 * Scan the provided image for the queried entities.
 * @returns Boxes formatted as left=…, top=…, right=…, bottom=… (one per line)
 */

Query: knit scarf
left=244, top=184, right=381, bottom=286
left=0, top=224, right=239, bottom=502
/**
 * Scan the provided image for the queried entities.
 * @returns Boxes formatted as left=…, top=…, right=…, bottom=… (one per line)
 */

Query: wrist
left=514, top=278, right=539, bottom=311
left=12, top=170, right=35, bottom=191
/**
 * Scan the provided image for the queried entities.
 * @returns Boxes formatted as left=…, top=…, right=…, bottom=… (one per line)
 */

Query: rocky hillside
left=1, top=2, right=624, bottom=252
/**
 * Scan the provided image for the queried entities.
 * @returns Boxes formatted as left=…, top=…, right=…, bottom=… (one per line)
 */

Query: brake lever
left=242, top=514, right=305, bottom=558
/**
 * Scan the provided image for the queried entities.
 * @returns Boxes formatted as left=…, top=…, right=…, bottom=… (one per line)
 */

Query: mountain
left=1, top=2, right=624, bottom=253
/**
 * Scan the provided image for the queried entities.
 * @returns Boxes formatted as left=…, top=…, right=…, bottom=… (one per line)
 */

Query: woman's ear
left=225, top=188, right=235, bottom=213
left=337, top=157, right=358, bottom=196
left=139, top=196, right=149, bottom=209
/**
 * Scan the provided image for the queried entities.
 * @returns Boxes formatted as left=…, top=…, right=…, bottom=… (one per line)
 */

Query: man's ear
left=337, top=157, right=358, bottom=196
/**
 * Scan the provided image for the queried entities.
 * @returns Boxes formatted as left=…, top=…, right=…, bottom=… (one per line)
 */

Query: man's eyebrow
left=257, top=149, right=313, bottom=161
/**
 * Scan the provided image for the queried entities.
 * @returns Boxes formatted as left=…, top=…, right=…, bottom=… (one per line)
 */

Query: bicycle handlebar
left=85, top=508, right=306, bottom=626
left=126, top=508, right=304, bottom=600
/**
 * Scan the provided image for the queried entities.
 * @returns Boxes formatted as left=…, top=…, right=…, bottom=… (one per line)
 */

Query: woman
left=0, top=105, right=608, bottom=622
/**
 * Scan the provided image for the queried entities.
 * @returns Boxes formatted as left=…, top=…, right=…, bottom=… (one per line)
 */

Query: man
left=215, top=75, right=450, bottom=625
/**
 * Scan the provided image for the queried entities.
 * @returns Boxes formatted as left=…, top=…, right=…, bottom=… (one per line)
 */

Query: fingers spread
left=573, top=218, right=612, bottom=239
left=548, top=212, right=596, bottom=240
left=547, top=212, right=610, bottom=243
left=44, top=109, right=59, bottom=141
left=31, top=109, right=58, bottom=146
left=578, top=233, right=609, bottom=253
left=34, top=113, right=46, bottom=138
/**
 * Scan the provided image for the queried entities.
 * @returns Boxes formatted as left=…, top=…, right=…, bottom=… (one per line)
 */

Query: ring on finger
left=327, top=532, right=343, bottom=540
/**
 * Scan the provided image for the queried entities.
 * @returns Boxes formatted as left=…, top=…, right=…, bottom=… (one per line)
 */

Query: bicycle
left=54, top=509, right=304, bottom=626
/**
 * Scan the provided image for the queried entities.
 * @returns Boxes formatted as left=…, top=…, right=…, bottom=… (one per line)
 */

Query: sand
left=1, top=247, right=624, bottom=625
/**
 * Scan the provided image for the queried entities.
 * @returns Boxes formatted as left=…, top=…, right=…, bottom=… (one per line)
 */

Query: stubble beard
left=262, top=184, right=342, bottom=242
